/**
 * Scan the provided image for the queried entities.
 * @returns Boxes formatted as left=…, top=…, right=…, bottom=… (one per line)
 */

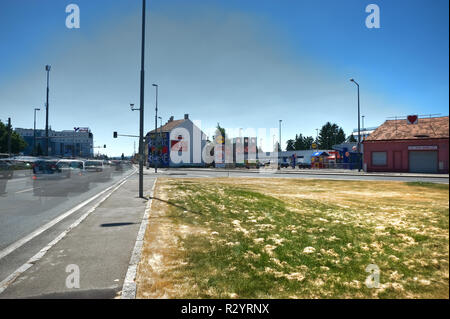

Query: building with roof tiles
left=363, top=115, right=449, bottom=173
left=145, top=114, right=208, bottom=168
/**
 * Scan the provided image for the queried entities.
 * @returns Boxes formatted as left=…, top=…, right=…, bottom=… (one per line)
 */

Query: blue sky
left=0, top=0, right=448, bottom=156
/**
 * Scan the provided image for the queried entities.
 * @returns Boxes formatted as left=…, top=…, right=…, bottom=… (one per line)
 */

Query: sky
left=0, top=0, right=448, bottom=156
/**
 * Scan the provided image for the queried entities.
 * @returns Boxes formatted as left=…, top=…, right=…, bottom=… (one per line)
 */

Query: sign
left=312, top=143, right=317, bottom=149
left=216, top=135, right=224, bottom=144
left=408, top=145, right=438, bottom=151
left=407, top=115, right=418, bottom=125
left=79, top=127, right=89, bottom=132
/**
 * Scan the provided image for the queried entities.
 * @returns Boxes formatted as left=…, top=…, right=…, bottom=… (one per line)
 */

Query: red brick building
left=363, top=116, right=449, bottom=173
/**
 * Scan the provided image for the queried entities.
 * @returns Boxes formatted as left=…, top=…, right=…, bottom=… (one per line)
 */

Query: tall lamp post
left=278, top=120, right=282, bottom=170
left=34, top=108, right=40, bottom=156
left=45, top=65, right=51, bottom=156
left=350, top=78, right=362, bottom=172
left=138, top=0, right=146, bottom=198
left=279, top=120, right=282, bottom=152
left=152, top=84, right=158, bottom=173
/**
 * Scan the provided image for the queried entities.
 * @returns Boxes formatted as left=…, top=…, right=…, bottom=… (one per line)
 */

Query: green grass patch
left=145, top=178, right=449, bottom=299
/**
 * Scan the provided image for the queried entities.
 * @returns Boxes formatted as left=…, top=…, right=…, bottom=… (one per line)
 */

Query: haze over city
left=1, top=0, right=448, bottom=157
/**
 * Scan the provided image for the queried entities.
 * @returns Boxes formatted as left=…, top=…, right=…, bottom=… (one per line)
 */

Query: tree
left=348, top=134, right=357, bottom=142
left=286, top=139, right=295, bottom=151
left=215, top=123, right=232, bottom=145
left=317, top=122, right=347, bottom=149
left=0, top=120, right=27, bottom=154
left=287, top=134, right=315, bottom=150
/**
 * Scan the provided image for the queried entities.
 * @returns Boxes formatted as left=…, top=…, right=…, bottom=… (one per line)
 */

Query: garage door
left=409, top=151, right=438, bottom=173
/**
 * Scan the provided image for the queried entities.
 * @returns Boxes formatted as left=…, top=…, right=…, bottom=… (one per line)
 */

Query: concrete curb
left=121, top=178, right=157, bottom=299
left=165, top=168, right=449, bottom=179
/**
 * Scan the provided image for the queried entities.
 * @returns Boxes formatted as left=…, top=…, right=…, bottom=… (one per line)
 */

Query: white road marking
left=0, top=169, right=136, bottom=262
left=14, top=188, right=34, bottom=194
left=121, top=177, right=157, bottom=299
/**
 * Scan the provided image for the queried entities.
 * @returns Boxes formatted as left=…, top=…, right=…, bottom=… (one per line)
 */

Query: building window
left=372, top=151, right=387, bottom=166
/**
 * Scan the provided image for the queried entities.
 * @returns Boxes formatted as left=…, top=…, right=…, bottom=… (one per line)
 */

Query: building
left=258, top=150, right=332, bottom=166
left=15, top=127, right=93, bottom=157
left=363, top=116, right=449, bottom=173
left=145, top=114, right=207, bottom=167
left=350, top=126, right=378, bottom=141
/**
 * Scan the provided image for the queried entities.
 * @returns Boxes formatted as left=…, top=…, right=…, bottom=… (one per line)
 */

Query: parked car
left=297, top=163, right=311, bottom=169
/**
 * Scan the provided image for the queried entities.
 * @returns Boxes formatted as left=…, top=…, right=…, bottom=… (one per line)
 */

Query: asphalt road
left=0, top=166, right=135, bottom=286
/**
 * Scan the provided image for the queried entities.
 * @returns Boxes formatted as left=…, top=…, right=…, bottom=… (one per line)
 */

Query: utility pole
left=152, top=84, right=158, bottom=173
left=350, top=78, right=361, bottom=172
left=45, top=65, right=51, bottom=156
left=279, top=120, right=282, bottom=152
left=7, top=118, right=12, bottom=157
left=34, top=108, right=40, bottom=155
left=138, top=0, right=146, bottom=198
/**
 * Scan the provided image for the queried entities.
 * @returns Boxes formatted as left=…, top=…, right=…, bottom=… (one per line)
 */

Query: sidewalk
left=0, top=174, right=155, bottom=299
left=166, top=167, right=449, bottom=179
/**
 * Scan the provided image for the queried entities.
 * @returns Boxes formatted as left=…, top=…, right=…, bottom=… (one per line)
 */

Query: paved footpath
left=0, top=174, right=155, bottom=299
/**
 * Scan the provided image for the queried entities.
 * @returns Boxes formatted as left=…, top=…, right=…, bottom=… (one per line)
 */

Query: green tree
left=215, top=123, right=232, bottom=145
left=0, top=120, right=27, bottom=154
left=348, top=134, right=357, bottom=142
left=317, top=122, right=347, bottom=149
left=286, top=139, right=295, bottom=151
left=287, top=134, right=315, bottom=150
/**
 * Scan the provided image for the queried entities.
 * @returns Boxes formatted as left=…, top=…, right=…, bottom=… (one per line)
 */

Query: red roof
left=364, top=116, right=449, bottom=142
left=147, top=119, right=186, bottom=134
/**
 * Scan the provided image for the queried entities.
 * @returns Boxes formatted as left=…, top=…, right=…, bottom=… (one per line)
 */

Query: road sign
left=312, top=143, right=317, bottom=149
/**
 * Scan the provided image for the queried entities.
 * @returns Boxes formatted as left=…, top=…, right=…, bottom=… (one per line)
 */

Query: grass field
left=136, top=178, right=449, bottom=299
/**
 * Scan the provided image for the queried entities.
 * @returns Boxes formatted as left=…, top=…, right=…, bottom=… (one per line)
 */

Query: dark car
left=0, top=160, right=14, bottom=179
left=32, top=160, right=71, bottom=197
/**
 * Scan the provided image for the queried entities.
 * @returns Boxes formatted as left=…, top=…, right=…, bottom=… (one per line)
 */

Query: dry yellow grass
left=136, top=178, right=449, bottom=299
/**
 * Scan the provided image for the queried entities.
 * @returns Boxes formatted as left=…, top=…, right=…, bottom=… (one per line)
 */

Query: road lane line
left=0, top=168, right=136, bottom=262
left=14, top=188, right=34, bottom=194
left=0, top=175, right=133, bottom=295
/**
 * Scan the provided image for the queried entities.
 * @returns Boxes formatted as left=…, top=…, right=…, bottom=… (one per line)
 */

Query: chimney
left=169, top=116, right=174, bottom=122
left=184, top=114, right=189, bottom=120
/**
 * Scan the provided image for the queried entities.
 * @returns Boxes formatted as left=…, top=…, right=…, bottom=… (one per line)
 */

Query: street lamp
left=45, top=65, right=51, bottom=156
left=34, top=108, right=40, bottom=156
left=137, top=0, right=146, bottom=198
left=279, top=120, right=282, bottom=152
left=152, top=84, right=158, bottom=173
left=278, top=120, right=282, bottom=170
left=350, top=78, right=362, bottom=172
left=362, top=115, right=365, bottom=141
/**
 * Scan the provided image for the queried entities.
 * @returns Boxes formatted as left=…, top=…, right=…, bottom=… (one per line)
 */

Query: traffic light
left=104, top=145, right=106, bottom=148
left=113, top=132, right=118, bottom=138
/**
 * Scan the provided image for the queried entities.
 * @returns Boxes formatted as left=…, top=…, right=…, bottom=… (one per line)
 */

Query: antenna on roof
left=419, top=113, right=441, bottom=136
